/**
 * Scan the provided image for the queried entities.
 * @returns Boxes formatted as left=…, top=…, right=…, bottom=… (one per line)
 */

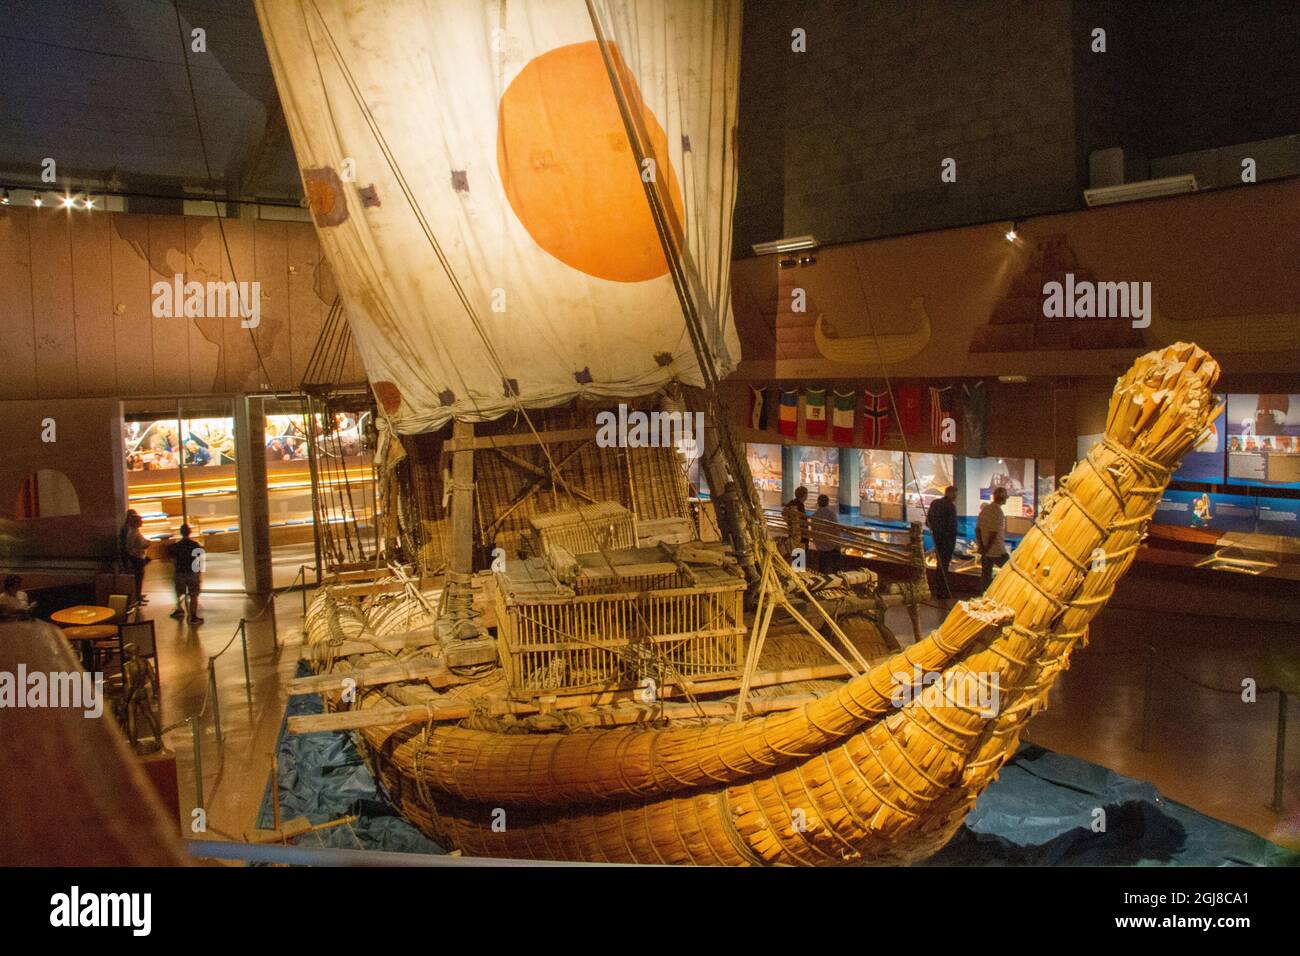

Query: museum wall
left=734, top=0, right=1078, bottom=252
left=0, top=206, right=363, bottom=401
left=0, top=397, right=124, bottom=562
left=730, top=177, right=1300, bottom=383
left=734, top=0, right=1300, bottom=254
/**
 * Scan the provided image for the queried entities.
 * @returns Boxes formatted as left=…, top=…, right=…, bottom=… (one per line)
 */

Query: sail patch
left=372, top=380, right=402, bottom=414
left=302, top=167, right=349, bottom=227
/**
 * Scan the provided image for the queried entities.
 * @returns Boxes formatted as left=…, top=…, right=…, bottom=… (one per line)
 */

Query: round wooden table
left=51, top=605, right=116, bottom=626
left=52, top=606, right=117, bottom=669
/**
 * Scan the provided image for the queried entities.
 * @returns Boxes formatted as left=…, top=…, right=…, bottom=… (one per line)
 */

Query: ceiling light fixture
left=60, top=194, right=75, bottom=208
left=1083, top=173, right=1198, bottom=207
left=752, top=235, right=819, bottom=256
left=0, top=190, right=8, bottom=205
left=33, top=196, right=42, bottom=207
left=1005, top=221, right=1019, bottom=242
left=85, top=197, right=95, bottom=210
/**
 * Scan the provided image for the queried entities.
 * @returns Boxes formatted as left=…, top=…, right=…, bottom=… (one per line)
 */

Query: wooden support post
left=1272, top=691, right=1288, bottom=813
left=439, top=420, right=495, bottom=664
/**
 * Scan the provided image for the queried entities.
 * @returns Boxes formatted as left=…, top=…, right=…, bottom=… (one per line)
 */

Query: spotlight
left=85, top=197, right=95, bottom=210
left=1005, top=221, right=1019, bottom=242
left=60, top=194, right=75, bottom=209
left=0, top=189, right=8, bottom=205
left=33, top=196, right=42, bottom=207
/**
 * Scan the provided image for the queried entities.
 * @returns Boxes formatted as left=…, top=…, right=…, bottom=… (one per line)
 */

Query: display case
left=794, top=446, right=839, bottom=504
left=858, top=449, right=904, bottom=522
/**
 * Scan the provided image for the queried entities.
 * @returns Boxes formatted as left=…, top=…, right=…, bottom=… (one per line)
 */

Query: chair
left=112, top=619, right=162, bottom=749
left=116, top=620, right=160, bottom=696
left=66, top=594, right=131, bottom=672
left=95, top=572, right=137, bottom=609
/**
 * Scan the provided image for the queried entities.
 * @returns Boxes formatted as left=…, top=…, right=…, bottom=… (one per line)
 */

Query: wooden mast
left=438, top=419, right=495, bottom=668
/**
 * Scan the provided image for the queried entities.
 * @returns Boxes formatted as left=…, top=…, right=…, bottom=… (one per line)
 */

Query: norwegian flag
left=863, top=390, right=891, bottom=446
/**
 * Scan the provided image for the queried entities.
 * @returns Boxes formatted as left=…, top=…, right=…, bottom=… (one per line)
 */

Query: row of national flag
left=747, top=383, right=986, bottom=452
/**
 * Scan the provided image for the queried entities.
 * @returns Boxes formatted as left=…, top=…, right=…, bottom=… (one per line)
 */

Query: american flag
left=930, top=385, right=954, bottom=446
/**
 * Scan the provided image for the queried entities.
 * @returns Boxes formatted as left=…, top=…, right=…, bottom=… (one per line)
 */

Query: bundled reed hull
left=304, top=344, right=1221, bottom=864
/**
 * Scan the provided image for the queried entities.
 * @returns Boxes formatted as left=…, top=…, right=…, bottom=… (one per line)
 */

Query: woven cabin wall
left=402, top=431, right=451, bottom=574
left=395, top=401, right=693, bottom=569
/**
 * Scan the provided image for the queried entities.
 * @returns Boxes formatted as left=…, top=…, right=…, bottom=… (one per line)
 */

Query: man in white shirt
left=975, top=486, right=1010, bottom=594
left=811, top=493, right=841, bottom=573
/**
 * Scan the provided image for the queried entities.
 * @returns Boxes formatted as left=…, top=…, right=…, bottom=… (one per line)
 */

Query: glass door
left=263, top=397, right=320, bottom=587
left=177, top=400, right=243, bottom=592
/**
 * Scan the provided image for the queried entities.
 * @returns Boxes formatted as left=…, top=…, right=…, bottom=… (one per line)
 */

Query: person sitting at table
left=0, top=575, right=34, bottom=620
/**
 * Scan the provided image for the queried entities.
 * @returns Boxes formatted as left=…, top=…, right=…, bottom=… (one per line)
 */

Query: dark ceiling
left=0, top=0, right=301, bottom=204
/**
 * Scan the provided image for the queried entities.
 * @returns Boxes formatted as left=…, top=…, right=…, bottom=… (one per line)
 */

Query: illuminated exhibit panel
left=746, top=443, right=783, bottom=509
left=964, top=456, right=1036, bottom=535
left=858, top=449, right=904, bottom=521
left=1225, top=394, right=1300, bottom=488
left=904, top=452, right=954, bottom=524
left=124, top=413, right=241, bottom=556
left=794, top=446, right=839, bottom=502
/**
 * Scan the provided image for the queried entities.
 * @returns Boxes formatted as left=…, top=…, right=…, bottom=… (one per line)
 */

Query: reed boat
left=295, top=342, right=1220, bottom=864
left=254, top=2, right=1221, bottom=863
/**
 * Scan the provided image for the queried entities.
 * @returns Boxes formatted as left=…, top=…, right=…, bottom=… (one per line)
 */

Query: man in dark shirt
left=168, top=524, right=204, bottom=624
left=782, top=486, right=810, bottom=561
left=926, top=485, right=959, bottom=600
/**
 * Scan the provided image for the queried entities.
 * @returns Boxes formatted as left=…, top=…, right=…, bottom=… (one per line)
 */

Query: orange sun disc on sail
left=497, top=41, right=685, bottom=284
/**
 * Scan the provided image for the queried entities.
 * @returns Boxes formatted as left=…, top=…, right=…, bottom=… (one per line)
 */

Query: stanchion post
left=190, top=715, right=204, bottom=811
left=1138, top=642, right=1155, bottom=752
left=270, top=747, right=281, bottom=833
left=301, top=565, right=308, bottom=618
left=270, top=595, right=279, bottom=649
left=1272, top=691, right=1288, bottom=813
left=208, top=658, right=223, bottom=743
left=239, top=619, right=252, bottom=702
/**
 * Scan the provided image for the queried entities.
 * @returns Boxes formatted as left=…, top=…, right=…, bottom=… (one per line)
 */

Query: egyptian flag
left=804, top=388, right=828, bottom=438
left=778, top=389, right=799, bottom=437
left=929, top=385, right=955, bottom=446
left=832, top=390, right=856, bottom=443
left=962, top=381, right=988, bottom=458
left=748, top=385, right=769, bottom=430
left=896, top=385, right=924, bottom=439
left=863, top=390, right=891, bottom=446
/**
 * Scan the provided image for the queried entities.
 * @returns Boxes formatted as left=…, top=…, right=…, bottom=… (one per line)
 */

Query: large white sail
left=256, top=0, right=742, bottom=433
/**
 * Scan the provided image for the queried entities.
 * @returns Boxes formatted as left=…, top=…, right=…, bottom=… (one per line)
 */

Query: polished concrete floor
left=145, top=565, right=1299, bottom=858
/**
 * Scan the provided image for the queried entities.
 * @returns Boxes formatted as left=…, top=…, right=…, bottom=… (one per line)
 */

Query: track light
left=33, top=196, right=42, bottom=207
left=60, top=194, right=75, bottom=209
left=0, top=189, right=8, bottom=205
left=1005, top=221, right=1019, bottom=242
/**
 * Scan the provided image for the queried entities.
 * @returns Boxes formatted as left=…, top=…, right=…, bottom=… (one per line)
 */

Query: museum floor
left=146, top=564, right=1299, bottom=856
